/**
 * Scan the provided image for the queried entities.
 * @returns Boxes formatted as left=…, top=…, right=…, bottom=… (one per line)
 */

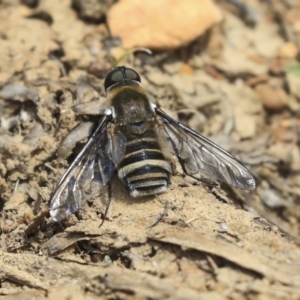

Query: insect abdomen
left=118, top=130, right=171, bottom=197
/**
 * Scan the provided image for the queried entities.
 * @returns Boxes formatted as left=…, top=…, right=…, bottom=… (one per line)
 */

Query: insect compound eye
left=124, top=68, right=141, bottom=83
left=104, top=69, right=124, bottom=91
left=104, top=67, right=142, bottom=91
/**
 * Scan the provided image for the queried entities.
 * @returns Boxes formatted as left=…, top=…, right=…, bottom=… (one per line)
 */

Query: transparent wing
left=156, top=108, right=256, bottom=190
left=50, top=115, right=126, bottom=222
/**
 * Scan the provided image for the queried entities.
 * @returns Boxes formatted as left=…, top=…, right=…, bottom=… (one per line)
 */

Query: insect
left=50, top=66, right=256, bottom=222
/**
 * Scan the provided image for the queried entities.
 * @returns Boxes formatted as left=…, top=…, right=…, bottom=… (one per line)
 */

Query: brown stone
left=255, top=83, right=288, bottom=110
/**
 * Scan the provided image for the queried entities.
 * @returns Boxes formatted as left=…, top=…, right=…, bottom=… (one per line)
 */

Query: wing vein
left=156, top=108, right=256, bottom=190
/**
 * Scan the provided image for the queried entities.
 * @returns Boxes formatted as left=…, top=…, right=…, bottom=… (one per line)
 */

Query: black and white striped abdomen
left=118, top=130, right=171, bottom=197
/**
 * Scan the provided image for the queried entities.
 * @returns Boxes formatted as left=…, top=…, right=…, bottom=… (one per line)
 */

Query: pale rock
left=272, top=119, right=299, bottom=143
left=220, top=47, right=268, bottom=75
left=234, top=109, right=256, bottom=139
left=267, top=143, right=300, bottom=172
left=39, top=0, right=96, bottom=67
left=68, top=69, right=88, bottom=82
left=217, top=12, right=284, bottom=75
left=145, top=70, right=171, bottom=86
left=294, top=21, right=300, bottom=32
left=145, top=68, right=195, bottom=95
left=0, top=7, right=59, bottom=75
left=286, top=73, right=300, bottom=98
left=24, top=60, right=62, bottom=81
left=287, top=95, right=300, bottom=112
left=0, top=72, right=11, bottom=83
left=219, top=80, right=263, bottom=139
left=258, top=189, right=288, bottom=208
left=252, top=22, right=284, bottom=58
left=163, top=62, right=186, bottom=75
left=217, top=13, right=268, bottom=75
left=278, top=42, right=298, bottom=59
left=107, top=0, right=223, bottom=50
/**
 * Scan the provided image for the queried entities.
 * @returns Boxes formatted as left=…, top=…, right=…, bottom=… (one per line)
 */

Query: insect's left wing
left=50, top=115, right=126, bottom=222
left=156, top=108, right=256, bottom=190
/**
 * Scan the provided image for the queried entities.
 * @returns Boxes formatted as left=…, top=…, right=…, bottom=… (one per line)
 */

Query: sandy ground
left=1, top=0, right=300, bottom=299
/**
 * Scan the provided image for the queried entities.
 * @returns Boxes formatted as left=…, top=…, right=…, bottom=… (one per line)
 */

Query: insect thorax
left=110, top=86, right=155, bottom=130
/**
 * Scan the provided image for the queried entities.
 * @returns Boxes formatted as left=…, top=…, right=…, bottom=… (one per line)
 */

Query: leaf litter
left=0, top=0, right=300, bottom=299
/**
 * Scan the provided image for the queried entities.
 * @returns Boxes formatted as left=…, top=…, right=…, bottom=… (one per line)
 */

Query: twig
left=147, top=201, right=170, bottom=228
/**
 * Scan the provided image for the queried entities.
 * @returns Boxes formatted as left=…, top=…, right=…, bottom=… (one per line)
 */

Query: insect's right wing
left=156, top=108, right=256, bottom=190
left=50, top=115, right=126, bottom=222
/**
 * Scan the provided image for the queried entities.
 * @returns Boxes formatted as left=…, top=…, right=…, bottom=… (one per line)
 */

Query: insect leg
left=99, top=180, right=113, bottom=227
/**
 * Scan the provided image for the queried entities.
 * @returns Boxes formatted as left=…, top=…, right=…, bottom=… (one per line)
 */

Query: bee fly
left=50, top=66, right=256, bottom=222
